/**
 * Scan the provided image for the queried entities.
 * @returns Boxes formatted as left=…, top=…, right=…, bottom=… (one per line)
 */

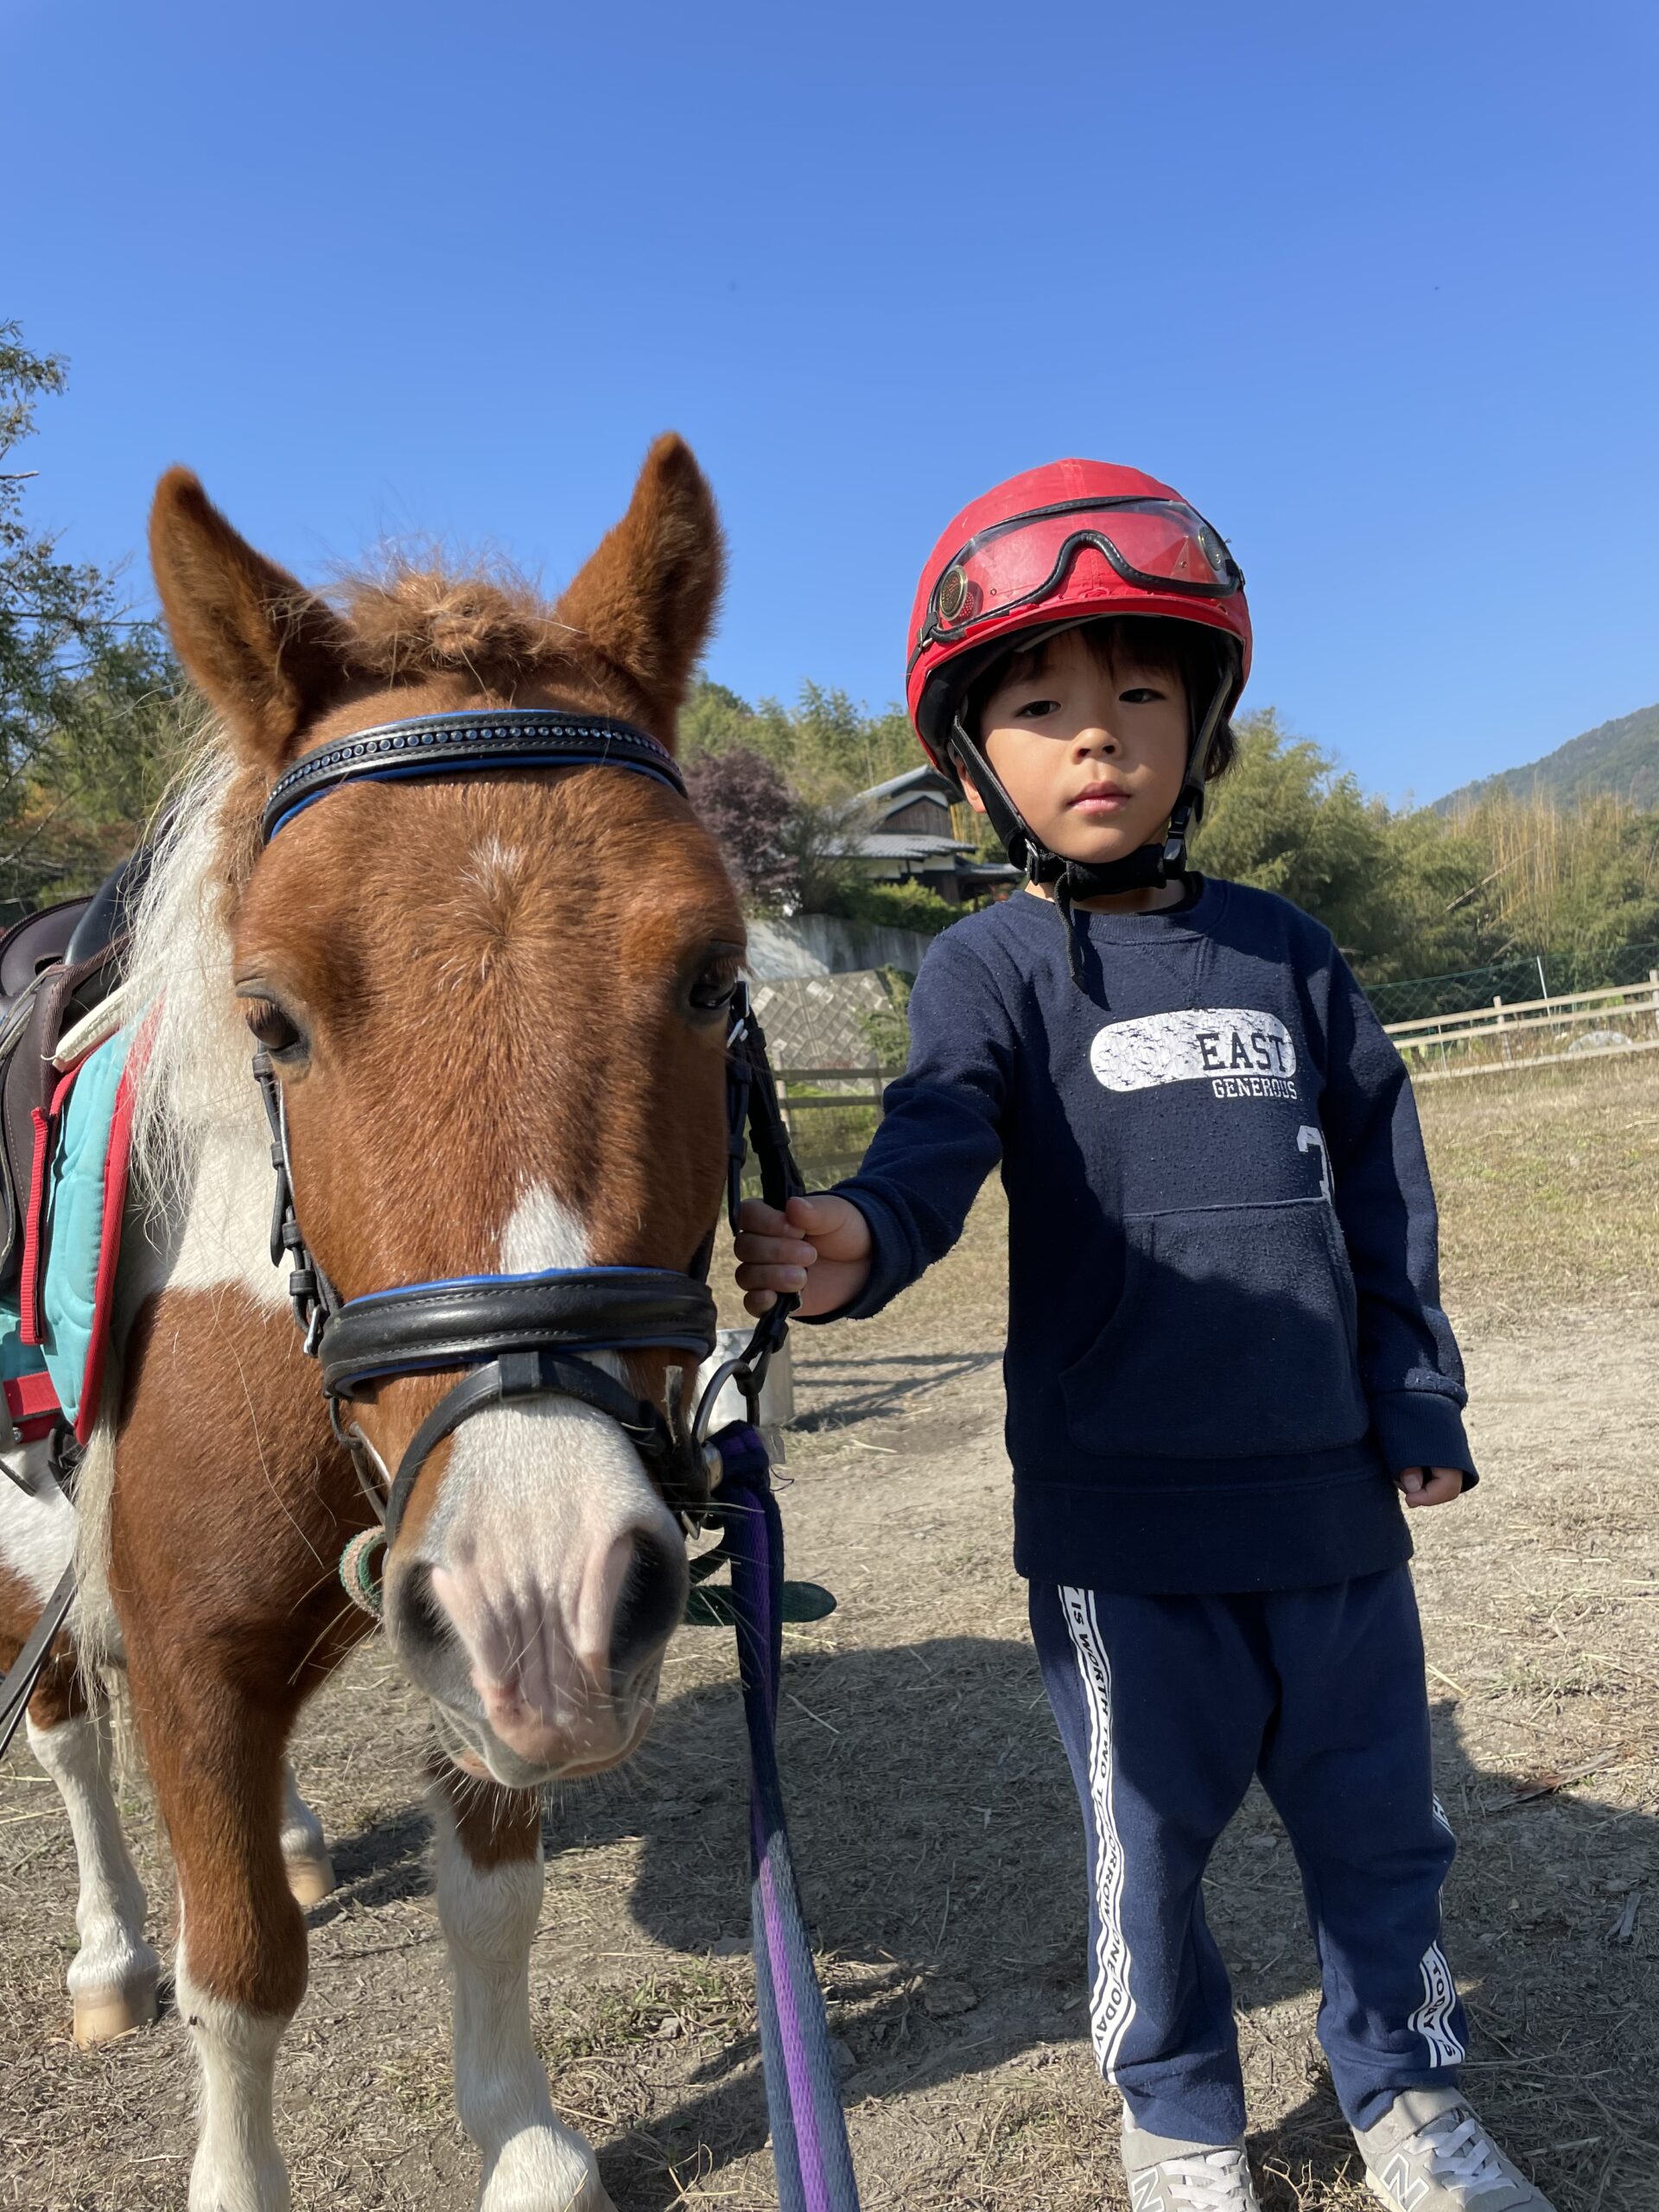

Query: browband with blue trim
left=262, top=709, right=684, bottom=843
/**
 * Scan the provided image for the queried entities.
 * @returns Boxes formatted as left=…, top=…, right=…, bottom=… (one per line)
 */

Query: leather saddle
left=0, top=852, right=150, bottom=1300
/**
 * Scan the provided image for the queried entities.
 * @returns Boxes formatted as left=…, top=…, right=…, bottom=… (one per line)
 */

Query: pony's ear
left=554, top=435, right=723, bottom=745
left=149, top=468, right=358, bottom=768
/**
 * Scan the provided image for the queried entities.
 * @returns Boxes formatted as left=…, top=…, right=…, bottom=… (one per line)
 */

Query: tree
left=682, top=744, right=798, bottom=907
left=677, top=678, right=753, bottom=759
left=1195, top=710, right=1406, bottom=963
left=1430, top=792, right=1659, bottom=972
left=678, top=674, right=915, bottom=803
left=0, top=323, right=183, bottom=918
left=1194, top=711, right=1659, bottom=988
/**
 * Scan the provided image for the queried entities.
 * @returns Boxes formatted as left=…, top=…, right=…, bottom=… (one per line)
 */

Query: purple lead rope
left=713, top=1425, right=863, bottom=2212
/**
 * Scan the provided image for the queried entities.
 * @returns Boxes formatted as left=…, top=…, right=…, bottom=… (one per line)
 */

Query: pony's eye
left=689, top=963, right=739, bottom=1015
left=244, top=998, right=303, bottom=1056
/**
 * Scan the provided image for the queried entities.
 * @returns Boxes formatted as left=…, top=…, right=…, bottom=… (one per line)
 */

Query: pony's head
left=149, top=438, right=738, bottom=1785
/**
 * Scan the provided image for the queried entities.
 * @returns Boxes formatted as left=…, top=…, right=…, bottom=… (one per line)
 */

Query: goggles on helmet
left=911, top=495, right=1243, bottom=667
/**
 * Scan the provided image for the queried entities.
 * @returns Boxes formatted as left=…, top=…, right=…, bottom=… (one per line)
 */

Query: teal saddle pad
left=2, top=1026, right=137, bottom=1442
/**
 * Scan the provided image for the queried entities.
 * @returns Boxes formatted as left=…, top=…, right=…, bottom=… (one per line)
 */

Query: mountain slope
left=1437, top=699, right=1659, bottom=811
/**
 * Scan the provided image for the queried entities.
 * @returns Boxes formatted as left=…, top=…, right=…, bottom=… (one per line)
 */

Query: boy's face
left=963, top=626, right=1190, bottom=868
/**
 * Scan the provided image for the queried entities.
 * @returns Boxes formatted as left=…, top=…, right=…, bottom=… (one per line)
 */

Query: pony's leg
left=1, top=1471, right=160, bottom=2045
left=432, top=1766, right=617, bottom=2212
left=24, top=1662, right=161, bottom=2045
left=278, top=1764, right=334, bottom=1908
left=138, top=1668, right=302, bottom=2212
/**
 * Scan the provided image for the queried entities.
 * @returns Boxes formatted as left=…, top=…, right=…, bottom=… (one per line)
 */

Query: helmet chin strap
left=949, top=670, right=1233, bottom=989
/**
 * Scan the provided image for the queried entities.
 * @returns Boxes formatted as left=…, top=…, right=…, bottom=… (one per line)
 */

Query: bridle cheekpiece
left=253, top=709, right=800, bottom=1544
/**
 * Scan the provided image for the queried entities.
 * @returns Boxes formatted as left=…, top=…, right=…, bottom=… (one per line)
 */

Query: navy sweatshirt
left=815, top=878, right=1474, bottom=1595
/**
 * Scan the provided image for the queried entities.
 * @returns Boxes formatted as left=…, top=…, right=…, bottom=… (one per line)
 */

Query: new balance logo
left=1130, top=2172, right=1163, bottom=2211
left=1379, top=2154, right=1429, bottom=2209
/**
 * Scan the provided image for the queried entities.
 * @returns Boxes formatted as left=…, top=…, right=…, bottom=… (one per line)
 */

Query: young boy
left=735, top=461, right=1554, bottom=2211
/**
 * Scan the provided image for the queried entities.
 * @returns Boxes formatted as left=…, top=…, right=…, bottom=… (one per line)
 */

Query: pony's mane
left=78, top=709, right=257, bottom=1666
left=124, top=721, right=260, bottom=1212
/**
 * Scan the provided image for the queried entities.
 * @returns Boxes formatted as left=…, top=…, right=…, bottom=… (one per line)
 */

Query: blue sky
left=7, top=0, right=1655, bottom=803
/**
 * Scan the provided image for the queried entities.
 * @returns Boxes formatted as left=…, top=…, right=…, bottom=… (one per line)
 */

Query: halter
left=254, top=708, right=801, bottom=1541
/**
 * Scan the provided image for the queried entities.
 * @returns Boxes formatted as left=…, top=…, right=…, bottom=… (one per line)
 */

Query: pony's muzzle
left=385, top=1522, right=686, bottom=1780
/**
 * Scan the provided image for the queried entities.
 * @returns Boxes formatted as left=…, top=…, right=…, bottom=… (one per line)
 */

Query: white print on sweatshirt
left=1089, top=1008, right=1297, bottom=1093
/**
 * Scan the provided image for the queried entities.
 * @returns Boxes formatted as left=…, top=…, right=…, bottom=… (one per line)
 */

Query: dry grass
left=3, top=1057, right=1656, bottom=2209
left=1420, top=1055, right=1659, bottom=1328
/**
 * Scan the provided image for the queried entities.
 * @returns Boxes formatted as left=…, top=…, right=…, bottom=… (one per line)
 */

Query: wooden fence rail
left=772, top=1067, right=895, bottom=1112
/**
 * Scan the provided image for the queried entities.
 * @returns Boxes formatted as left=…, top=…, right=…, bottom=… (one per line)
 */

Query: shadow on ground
left=332, top=1630, right=1642, bottom=2212
left=788, top=1349, right=1001, bottom=1431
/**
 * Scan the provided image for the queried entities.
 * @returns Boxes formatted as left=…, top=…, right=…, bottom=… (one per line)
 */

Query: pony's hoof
left=284, top=1849, right=335, bottom=1908
left=73, top=1971, right=159, bottom=2045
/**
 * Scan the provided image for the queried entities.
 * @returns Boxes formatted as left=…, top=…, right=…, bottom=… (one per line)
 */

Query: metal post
left=1495, top=996, right=1510, bottom=1066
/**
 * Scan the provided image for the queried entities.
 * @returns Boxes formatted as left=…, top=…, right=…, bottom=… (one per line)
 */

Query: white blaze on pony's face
left=148, top=435, right=736, bottom=1789
left=403, top=1185, right=687, bottom=1786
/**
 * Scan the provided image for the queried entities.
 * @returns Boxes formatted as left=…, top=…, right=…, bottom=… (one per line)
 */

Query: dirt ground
left=3, top=1058, right=1656, bottom=2210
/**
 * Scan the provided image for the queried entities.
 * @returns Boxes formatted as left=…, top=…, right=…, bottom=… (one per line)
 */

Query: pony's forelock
left=334, top=556, right=578, bottom=685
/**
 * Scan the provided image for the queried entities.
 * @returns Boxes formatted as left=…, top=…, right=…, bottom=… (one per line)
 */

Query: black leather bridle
left=253, top=709, right=801, bottom=1544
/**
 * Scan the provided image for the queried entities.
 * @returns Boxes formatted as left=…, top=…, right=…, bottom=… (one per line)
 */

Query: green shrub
left=819, top=878, right=960, bottom=936
left=858, top=969, right=913, bottom=1067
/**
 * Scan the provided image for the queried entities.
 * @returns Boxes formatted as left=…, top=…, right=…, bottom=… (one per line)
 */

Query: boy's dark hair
left=963, top=615, right=1238, bottom=784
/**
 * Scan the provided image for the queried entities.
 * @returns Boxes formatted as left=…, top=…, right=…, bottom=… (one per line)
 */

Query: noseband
left=253, top=709, right=800, bottom=1542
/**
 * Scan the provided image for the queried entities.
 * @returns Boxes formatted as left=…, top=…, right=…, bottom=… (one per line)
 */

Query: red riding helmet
left=906, top=458, right=1252, bottom=767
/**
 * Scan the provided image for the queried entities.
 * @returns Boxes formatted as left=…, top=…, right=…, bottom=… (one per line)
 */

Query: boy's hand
left=1396, top=1466, right=1465, bottom=1509
left=734, top=1193, right=872, bottom=1319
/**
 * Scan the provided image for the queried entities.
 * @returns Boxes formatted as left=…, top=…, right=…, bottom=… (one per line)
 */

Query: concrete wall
left=745, top=913, right=935, bottom=981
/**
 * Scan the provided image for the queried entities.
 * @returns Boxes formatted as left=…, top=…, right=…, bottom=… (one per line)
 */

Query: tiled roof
left=841, top=832, right=974, bottom=861
left=853, top=763, right=959, bottom=806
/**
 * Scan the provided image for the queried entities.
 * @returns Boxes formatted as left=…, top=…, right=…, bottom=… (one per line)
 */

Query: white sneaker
left=1122, top=2125, right=1262, bottom=2211
left=1356, top=2088, right=1557, bottom=2209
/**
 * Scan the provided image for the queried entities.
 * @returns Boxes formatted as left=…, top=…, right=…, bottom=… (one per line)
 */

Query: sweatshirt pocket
left=1060, top=1198, right=1370, bottom=1459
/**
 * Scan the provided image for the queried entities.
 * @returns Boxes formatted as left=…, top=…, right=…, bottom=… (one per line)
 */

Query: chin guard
left=949, top=665, right=1232, bottom=990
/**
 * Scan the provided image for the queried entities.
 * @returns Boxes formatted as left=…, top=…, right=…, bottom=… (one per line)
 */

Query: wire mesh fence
left=1362, top=941, right=1659, bottom=1024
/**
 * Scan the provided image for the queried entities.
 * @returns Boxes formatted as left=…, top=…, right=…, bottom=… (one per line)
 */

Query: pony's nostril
left=396, top=1561, right=454, bottom=1656
left=610, top=1529, right=687, bottom=1681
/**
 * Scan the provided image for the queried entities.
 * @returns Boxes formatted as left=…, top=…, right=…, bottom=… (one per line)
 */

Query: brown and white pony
left=0, top=436, right=741, bottom=2211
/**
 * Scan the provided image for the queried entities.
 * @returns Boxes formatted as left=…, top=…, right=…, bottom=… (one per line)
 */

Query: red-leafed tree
left=683, top=743, right=798, bottom=908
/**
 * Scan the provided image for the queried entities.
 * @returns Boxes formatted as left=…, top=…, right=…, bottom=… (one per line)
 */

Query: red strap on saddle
left=76, top=1051, right=140, bottom=1446
left=3, top=1369, right=61, bottom=1443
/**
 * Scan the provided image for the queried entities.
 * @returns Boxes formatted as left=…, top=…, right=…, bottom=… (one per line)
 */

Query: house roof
left=845, top=831, right=975, bottom=861
left=855, top=762, right=959, bottom=808
left=823, top=761, right=1020, bottom=881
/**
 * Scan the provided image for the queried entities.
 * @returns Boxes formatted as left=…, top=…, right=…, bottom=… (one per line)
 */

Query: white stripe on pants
left=1060, top=1584, right=1138, bottom=2075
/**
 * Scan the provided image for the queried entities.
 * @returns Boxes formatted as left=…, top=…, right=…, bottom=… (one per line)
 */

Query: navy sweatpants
left=1029, top=1566, right=1466, bottom=2145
